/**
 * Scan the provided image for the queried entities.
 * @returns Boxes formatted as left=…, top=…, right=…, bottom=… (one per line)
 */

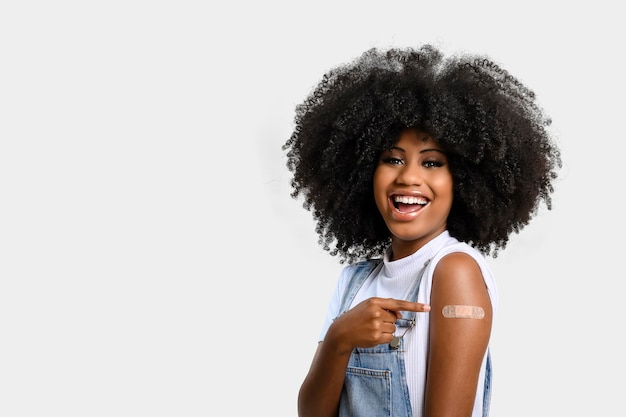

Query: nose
left=396, top=162, right=424, bottom=186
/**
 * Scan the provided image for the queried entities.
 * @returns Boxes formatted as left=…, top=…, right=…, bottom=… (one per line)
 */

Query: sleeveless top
left=319, top=231, right=498, bottom=417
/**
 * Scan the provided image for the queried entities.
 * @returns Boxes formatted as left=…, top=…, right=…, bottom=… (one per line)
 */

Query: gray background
left=1, top=1, right=623, bottom=416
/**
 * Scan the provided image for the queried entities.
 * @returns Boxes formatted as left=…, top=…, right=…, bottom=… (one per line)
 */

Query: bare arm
left=298, top=298, right=431, bottom=417
left=424, top=252, right=493, bottom=417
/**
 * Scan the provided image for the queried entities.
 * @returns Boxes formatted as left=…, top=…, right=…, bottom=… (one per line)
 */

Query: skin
left=298, top=129, right=493, bottom=417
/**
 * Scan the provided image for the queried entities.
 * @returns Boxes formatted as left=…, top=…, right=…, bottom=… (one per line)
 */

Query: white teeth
left=394, top=196, right=428, bottom=205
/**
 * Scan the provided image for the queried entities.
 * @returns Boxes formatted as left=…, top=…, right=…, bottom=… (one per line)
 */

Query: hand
left=326, top=297, right=430, bottom=354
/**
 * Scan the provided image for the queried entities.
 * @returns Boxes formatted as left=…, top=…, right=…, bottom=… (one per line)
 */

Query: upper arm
left=424, top=252, right=493, bottom=417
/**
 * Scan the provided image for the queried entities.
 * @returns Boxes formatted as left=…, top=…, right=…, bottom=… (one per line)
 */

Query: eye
left=423, top=160, right=444, bottom=168
left=381, top=156, right=404, bottom=165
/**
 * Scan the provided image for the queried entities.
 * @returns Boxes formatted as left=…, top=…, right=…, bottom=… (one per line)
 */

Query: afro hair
left=283, top=45, right=561, bottom=264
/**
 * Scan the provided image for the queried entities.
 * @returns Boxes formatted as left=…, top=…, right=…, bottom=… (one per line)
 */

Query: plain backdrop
left=1, top=1, right=624, bottom=416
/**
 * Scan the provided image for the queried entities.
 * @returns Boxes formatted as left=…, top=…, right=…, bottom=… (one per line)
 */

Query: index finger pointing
left=381, top=298, right=431, bottom=313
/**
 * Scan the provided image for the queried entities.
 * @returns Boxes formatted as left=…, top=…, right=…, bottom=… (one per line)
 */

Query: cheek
left=432, top=174, right=454, bottom=198
left=372, top=167, right=386, bottom=192
left=372, top=168, right=390, bottom=208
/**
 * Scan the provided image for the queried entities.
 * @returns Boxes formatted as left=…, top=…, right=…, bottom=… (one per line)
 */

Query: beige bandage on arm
left=442, top=305, right=485, bottom=319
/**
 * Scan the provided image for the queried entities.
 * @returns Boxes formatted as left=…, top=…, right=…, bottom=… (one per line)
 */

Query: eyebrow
left=388, top=146, right=446, bottom=155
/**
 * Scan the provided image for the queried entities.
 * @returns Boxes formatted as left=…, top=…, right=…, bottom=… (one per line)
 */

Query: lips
left=392, top=194, right=429, bottom=214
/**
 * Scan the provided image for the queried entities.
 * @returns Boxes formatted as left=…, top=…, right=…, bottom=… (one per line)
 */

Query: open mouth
left=392, top=195, right=429, bottom=213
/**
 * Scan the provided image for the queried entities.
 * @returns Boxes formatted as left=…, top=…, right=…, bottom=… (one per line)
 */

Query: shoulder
left=341, top=259, right=381, bottom=276
left=432, top=241, right=483, bottom=265
left=336, top=258, right=382, bottom=288
left=429, top=238, right=498, bottom=305
left=430, top=242, right=496, bottom=286
left=433, top=253, right=485, bottom=296
left=431, top=244, right=497, bottom=307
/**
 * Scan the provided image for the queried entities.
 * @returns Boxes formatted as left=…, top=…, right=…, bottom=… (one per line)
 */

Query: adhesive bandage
left=442, top=305, right=485, bottom=319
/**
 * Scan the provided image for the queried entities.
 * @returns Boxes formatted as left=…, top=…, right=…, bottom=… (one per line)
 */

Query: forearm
left=298, top=340, right=352, bottom=417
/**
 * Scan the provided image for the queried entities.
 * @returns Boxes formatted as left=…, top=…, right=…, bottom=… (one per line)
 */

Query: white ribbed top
left=319, top=231, right=499, bottom=417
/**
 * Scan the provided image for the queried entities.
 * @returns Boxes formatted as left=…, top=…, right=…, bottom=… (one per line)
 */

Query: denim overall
left=336, top=259, right=492, bottom=417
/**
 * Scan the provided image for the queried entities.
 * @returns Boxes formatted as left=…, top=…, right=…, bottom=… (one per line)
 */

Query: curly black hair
left=283, top=45, right=561, bottom=264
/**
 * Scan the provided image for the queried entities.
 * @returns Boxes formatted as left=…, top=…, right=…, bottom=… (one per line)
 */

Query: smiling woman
left=373, top=129, right=453, bottom=260
left=282, top=44, right=561, bottom=417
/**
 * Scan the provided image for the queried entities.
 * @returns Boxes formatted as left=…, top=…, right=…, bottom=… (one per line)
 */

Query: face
left=373, top=129, right=453, bottom=260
